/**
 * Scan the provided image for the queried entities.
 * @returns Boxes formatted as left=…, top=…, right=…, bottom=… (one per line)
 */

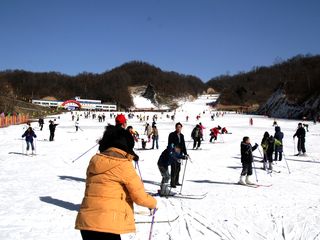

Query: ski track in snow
left=1, top=95, right=320, bottom=239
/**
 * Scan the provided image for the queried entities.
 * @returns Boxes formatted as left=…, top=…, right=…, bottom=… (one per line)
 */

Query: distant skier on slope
left=49, top=120, right=58, bottom=141
left=75, top=114, right=156, bottom=240
left=21, top=127, right=37, bottom=155
left=191, top=124, right=202, bottom=149
left=293, top=123, right=306, bottom=156
left=238, top=136, right=259, bottom=185
left=209, top=126, right=221, bottom=142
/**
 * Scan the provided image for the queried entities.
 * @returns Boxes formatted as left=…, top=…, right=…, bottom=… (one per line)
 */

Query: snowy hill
left=0, top=95, right=319, bottom=239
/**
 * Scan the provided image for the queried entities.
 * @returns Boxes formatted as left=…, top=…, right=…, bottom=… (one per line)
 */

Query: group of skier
left=238, top=122, right=307, bottom=186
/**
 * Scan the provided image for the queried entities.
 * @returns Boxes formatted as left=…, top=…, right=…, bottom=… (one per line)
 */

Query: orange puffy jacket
left=75, top=147, right=157, bottom=234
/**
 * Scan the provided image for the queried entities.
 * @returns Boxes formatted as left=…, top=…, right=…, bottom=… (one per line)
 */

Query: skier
left=191, top=124, right=201, bottom=149
left=293, top=123, right=306, bottom=156
left=199, top=122, right=205, bottom=141
left=274, top=126, right=284, bottom=161
left=168, top=122, right=188, bottom=188
left=157, top=144, right=184, bottom=196
left=49, top=120, right=58, bottom=141
left=151, top=125, right=159, bottom=149
left=221, top=127, right=228, bottom=134
left=38, top=117, right=44, bottom=131
left=238, top=136, right=259, bottom=185
left=21, top=127, right=37, bottom=154
left=75, top=114, right=156, bottom=240
left=209, top=126, right=221, bottom=142
left=261, top=132, right=270, bottom=169
left=249, top=118, right=253, bottom=126
left=141, top=139, right=147, bottom=149
left=265, top=136, right=275, bottom=171
left=75, top=120, right=79, bottom=132
left=144, top=123, right=152, bottom=142
left=127, top=126, right=139, bottom=142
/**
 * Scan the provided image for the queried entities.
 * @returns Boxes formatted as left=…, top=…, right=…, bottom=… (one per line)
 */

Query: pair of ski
left=148, top=190, right=208, bottom=200
left=237, top=183, right=272, bottom=188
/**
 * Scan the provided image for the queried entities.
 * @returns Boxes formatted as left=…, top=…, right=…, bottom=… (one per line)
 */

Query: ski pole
left=148, top=208, right=157, bottom=240
left=283, top=153, right=291, bottom=174
left=252, top=159, right=259, bottom=183
left=293, top=138, right=296, bottom=155
left=72, top=143, right=98, bottom=163
left=22, top=138, right=24, bottom=155
left=179, top=155, right=189, bottom=194
left=135, top=161, right=143, bottom=181
left=220, top=134, right=224, bottom=143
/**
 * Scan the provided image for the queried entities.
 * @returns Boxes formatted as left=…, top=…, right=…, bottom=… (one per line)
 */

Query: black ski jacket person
left=274, top=126, right=284, bottom=151
left=240, top=142, right=258, bottom=164
left=168, top=131, right=187, bottom=155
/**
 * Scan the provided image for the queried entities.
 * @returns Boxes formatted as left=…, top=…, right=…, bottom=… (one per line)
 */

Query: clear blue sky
left=1, top=0, right=320, bottom=81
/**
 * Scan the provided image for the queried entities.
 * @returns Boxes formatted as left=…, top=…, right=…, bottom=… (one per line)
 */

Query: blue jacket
left=157, top=147, right=183, bottom=169
left=22, top=129, right=37, bottom=142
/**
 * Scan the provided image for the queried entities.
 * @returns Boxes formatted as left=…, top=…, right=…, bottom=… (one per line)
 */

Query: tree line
left=0, top=61, right=206, bottom=111
left=207, top=54, right=320, bottom=106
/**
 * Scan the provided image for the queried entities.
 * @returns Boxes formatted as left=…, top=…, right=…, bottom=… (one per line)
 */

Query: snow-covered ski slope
left=1, top=95, right=319, bottom=240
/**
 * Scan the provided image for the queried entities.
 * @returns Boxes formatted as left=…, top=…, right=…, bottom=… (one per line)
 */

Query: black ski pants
left=297, top=137, right=306, bottom=153
left=49, top=131, right=55, bottom=141
left=241, top=162, right=253, bottom=176
left=193, top=137, right=201, bottom=149
left=170, top=161, right=181, bottom=186
left=80, top=230, right=121, bottom=240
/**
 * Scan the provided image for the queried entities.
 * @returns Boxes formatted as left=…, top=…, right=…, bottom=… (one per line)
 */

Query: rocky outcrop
left=142, top=83, right=157, bottom=104
left=258, top=89, right=320, bottom=120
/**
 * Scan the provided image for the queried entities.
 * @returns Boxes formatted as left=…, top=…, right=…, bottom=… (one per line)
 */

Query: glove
left=254, top=143, right=259, bottom=147
left=133, top=152, right=139, bottom=162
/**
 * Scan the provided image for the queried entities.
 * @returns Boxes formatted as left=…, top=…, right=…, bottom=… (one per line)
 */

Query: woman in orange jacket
left=75, top=114, right=157, bottom=240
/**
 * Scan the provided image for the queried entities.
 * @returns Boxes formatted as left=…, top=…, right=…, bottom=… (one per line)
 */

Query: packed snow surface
left=1, top=96, right=320, bottom=240
left=132, top=94, right=157, bottom=109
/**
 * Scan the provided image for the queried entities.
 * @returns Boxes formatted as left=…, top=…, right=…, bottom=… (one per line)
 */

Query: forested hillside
left=0, top=61, right=205, bottom=111
left=206, top=55, right=320, bottom=106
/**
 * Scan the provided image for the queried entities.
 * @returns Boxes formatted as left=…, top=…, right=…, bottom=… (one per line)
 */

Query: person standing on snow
left=191, top=124, right=202, bottom=149
left=75, top=114, right=156, bottom=240
left=261, top=132, right=270, bottom=169
left=274, top=126, right=284, bottom=161
left=168, top=122, right=188, bottom=188
left=239, top=136, right=258, bottom=185
left=293, top=123, right=306, bottom=156
left=38, top=117, right=44, bottom=131
left=75, top=120, right=79, bottom=132
left=49, top=120, right=58, bottom=141
left=22, top=127, right=37, bottom=154
left=151, top=125, right=159, bottom=149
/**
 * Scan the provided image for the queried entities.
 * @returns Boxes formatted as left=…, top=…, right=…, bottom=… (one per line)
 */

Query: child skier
left=157, top=144, right=184, bottom=196
left=22, top=127, right=37, bottom=154
left=239, top=136, right=258, bottom=185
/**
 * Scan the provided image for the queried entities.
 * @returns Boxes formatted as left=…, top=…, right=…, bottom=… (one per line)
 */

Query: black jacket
left=168, top=131, right=187, bottom=155
left=241, top=142, right=258, bottom=164
left=293, top=127, right=306, bottom=139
